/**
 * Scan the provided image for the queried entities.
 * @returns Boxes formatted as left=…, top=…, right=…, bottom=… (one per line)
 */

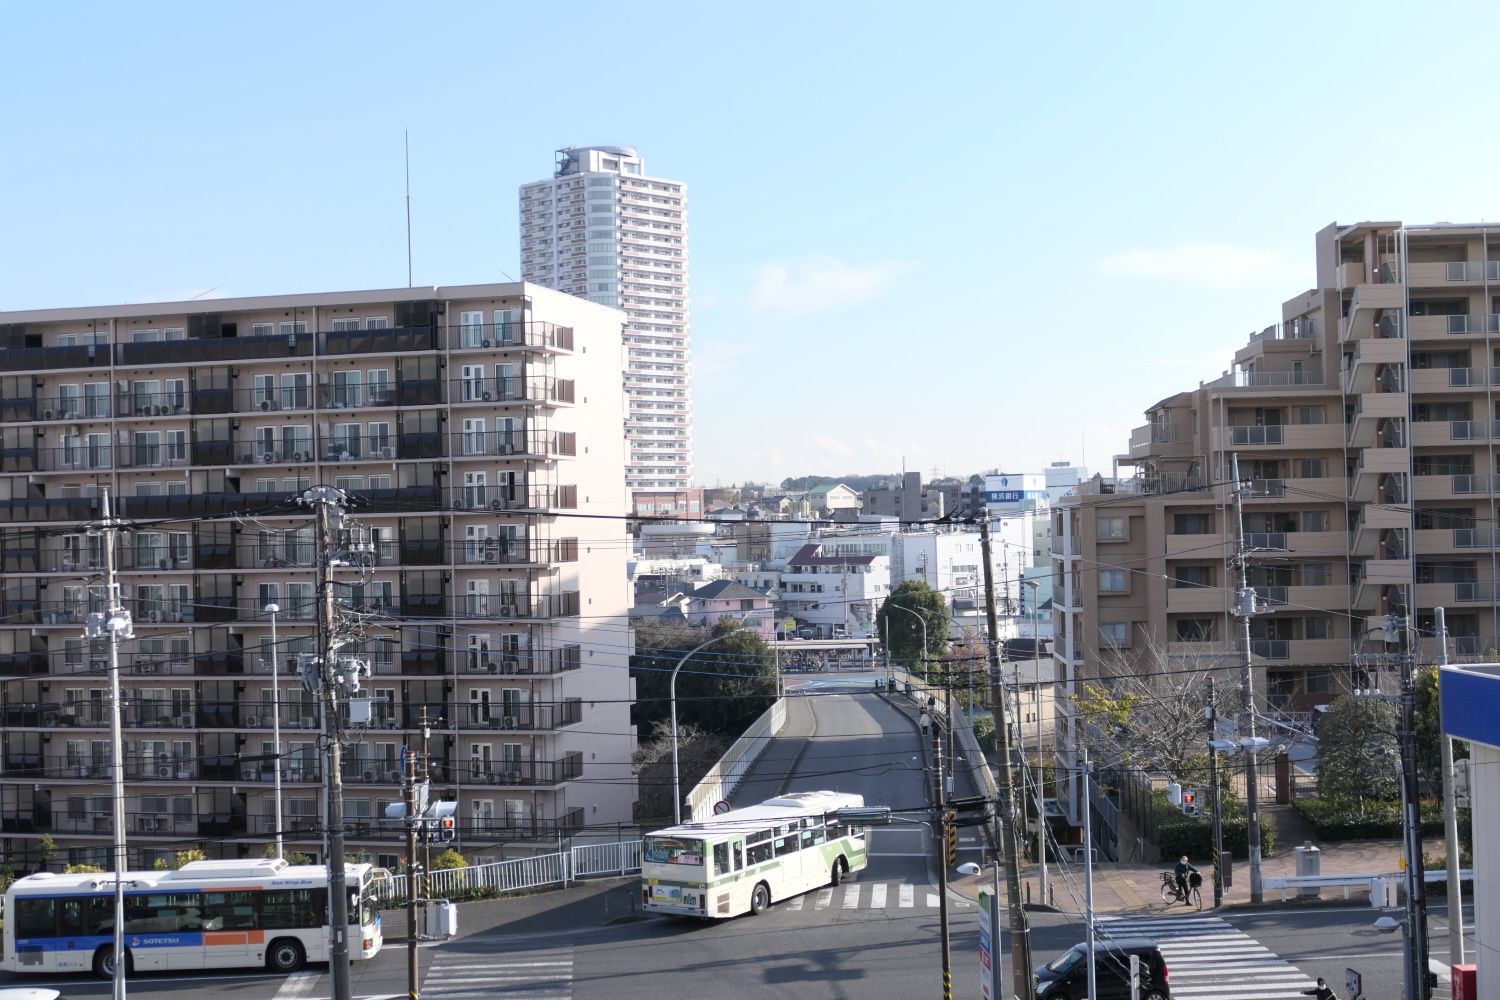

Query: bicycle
left=1159, top=870, right=1203, bottom=909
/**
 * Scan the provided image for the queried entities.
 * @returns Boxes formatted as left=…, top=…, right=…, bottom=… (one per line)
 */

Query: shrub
left=65, top=864, right=105, bottom=874
left=1154, top=815, right=1275, bottom=862
left=970, top=714, right=996, bottom=754
left=1292, top=797, right=1445, bottom=841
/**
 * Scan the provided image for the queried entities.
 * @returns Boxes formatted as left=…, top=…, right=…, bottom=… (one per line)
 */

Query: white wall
left=1474, top=742, right=1500, bottom=996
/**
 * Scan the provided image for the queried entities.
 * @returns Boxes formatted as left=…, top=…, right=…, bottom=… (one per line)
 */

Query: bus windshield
left=643, top=836, right=705, bottom=867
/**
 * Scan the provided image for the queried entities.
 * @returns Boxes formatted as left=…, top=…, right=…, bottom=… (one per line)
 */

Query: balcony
left=1165, top=587, right=1225, bottom=614
left=442, top=321, right=575, bottom=354
left=1349, top=447, right=1409, bottom=502
left=449, top=375, right=576, bottom=407
left=0, top=343, right=107, bottom=374
left=116, top=331, right=313, bottom=366
left=459, top=699, right=582, bottom=733
left=1341, top=284, right=1405, bottom=341
left=456, top=808, right=584, bottom=843
left=1406, top=260, right=1500, bottom=286
left=461, top=752, right=582, bottom=787
left=1342, top=338, right=1408, bottom=394
left=14, top=393, right=115, bottom=423
left=1348, top=392, right=1407, bottom=449
left=447, top=429, right=577, bottom=461
left=318, top=325, right=438, bottom=357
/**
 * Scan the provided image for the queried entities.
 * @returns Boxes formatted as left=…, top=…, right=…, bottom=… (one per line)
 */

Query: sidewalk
left=951, top=836, right=1445, bottom=915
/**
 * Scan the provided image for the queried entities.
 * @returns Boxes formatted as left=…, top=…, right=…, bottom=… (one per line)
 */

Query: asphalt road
left=2, top=689, right=1473, bottom=999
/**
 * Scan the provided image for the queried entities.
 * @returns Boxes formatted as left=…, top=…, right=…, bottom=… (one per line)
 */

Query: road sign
left=978, top=889, right=1003, bottom=1000
left=1346, top=968, right=1362, bottom=999
left=713, top=800, right=731, bottom=815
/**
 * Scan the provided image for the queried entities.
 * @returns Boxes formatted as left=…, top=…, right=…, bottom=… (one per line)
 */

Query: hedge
left=1154, top=815, right=1275, bottom=862
left=1292, top=798, right=1445, bottom=841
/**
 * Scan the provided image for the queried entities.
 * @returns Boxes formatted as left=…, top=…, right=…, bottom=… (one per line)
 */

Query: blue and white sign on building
left=984, top=473, right=1046, bottom=511
left=1441, top=663, right=1500, bottom=999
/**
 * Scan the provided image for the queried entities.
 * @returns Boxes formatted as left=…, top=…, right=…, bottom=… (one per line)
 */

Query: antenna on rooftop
left=404, top=130, right=413, bottom=287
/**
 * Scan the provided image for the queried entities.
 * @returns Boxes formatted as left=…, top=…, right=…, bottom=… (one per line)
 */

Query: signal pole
left=1228, top=454, right=1264, bottom=903
left=1206, top=676, right=1224, bottom=908
left=406, top=708, right=430, bottom=1000
left=979, top=512, right=1034, bottom=999
left=932, top=719, right=952, bottom=1000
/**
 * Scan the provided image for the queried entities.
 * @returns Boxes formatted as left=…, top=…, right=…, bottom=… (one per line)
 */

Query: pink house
left=685, top=581, right=775, bottom=638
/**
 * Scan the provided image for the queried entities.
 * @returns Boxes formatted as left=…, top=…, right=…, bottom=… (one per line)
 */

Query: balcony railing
left=1455, top=581, right=1500, bottom=602
left=460, top=752, right=583, bottom=787
left=442, top=321, right=575, bottom=353
left=1449, top=420, right=1500, bottom=441
left=447, top=429, right=576, bottom=459
left=0, top=344, right=107, bottom=374
left=1445, top=314, right=1500, bottom=335
left=1252, top=586, right=1289, bottom=606
left=1229, top=425, right=1283, bottom=445
left=1244, top=532, right=1288, bottom=550
left=1452, top=473, right=1500, bottom=494
left=1250, top=639, right=1289, bottom=660
left=1454, top=528, right=1500, bottom=548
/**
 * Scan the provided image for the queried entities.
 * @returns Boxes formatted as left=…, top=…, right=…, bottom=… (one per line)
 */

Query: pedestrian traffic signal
left=947, top=794, right=993, bottom=828
left=438, top=815, right=456, bottom=843
left=1181, top=790, right=1198, bottom=816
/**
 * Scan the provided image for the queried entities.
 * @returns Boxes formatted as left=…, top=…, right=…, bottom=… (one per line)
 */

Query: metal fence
left=371, top=838, right=642, bottom=904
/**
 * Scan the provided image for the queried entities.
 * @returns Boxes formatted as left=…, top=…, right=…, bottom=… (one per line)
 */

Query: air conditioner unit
left=147, top=611, right=163, bottom=623
left=481, top=391, right=493, bottom=402
left=246, top=715, right=260, bottom=727
left=260, top=453, right=274, bottom=464
left=485, top=660, right=499, bottom=674
left=498, top=442, right=516, bottom=455
left=42, top=409, right=55, bottom=420
left=138, top=661, right=157, bottom=675
left=386, top=768, right=402, bottom=782
left=361, top=767, right=377, bottom=783
left=482, top=339, right=492, bottom=349
left=243, top=767, right=257, bottom=781
left=452, top=500, right=465, bottom=510
left=157, top=405, right=169, bottom=416
left=501, top=716, right=518, bottom=729
left=301, top=717, right=316, bottom=729
left=490, top=499, right=506, bottom=511
left=90, top=659, right=107, bottom=675
left=159, top=558, right=169, bottom=570
left=155, top=763, right=172, bottom=779
left=380, top=446, right=394, bottom=459
left=505, top=770, right=521, bottom=784
left=503, top=658, right=521, bottom=674
left=292, top=451, right=305, bottom=463
left=136, top=815, right=155, bottom=833
left=499, top=604, right=518, bottom=618
left=484, top=550, right=499, bottom=564
left=259, top=399, right=272, bottom=411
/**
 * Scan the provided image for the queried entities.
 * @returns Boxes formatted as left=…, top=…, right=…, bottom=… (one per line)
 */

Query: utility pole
left=1395, top=614, right=1433, bottom=1000
left=1028, top=578, right=1047, bottom=907
left=1206, top=675, right=1224, bottom=908
left=1435, top=607, right=1466, bottom=969
left=932, top=719, right=952, bottom=1000
left=979, top=512, right=1034, bottom=1000
left=306, top=486, right=353, bottom=1000
left=1228, top=454, right=1264, bottom=904
left=89, top=489, right=132, bottom=1000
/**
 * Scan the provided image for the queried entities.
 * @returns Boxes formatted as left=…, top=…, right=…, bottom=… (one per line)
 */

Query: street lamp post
left=1026, top=578, right=1046, bottom=906
left=671, top=618, right=758, bottom=824
left=887, top=602, right=928, bottom=681
left=265, top=603, right=284, bottom=860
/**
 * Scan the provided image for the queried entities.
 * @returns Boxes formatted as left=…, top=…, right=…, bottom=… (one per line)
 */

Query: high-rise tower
left=520, top=146, right=690, bottom=490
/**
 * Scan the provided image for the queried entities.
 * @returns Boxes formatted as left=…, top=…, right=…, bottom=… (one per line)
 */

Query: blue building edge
left=1440, top=663, right=1500, bottom=745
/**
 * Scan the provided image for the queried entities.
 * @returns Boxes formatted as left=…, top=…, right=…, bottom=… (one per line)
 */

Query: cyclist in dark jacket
left=1173, top=855, right=1198, bottom=903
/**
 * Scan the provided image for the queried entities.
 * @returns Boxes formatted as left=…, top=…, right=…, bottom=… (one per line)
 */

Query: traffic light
left=1181, top=789, right=1198, bottom=816
left=438, top=815, right=456, bottom=843
left=947, top=794, right=993, bottom=828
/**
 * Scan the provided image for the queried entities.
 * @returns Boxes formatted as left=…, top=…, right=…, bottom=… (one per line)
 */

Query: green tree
left=876, top=581, right=950, bottom=674
left=65, top=864, right=105, bottom=874
left=260, top=843, right=313, bottom=865
left=1414, top=664, right=1468, bottom=792
left=1316, top=695, right=1399, bottom=812
left=37, top=834, right=57, bottom=871
left=630, top=619, right=777, bottom=741
left=430, top=848, right=467, bottom=871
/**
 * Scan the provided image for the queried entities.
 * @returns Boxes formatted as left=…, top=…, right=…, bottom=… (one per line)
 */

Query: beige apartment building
left=1053, top=220, right=1500, bottom=830
left=0, top=282, right=636, bottom=870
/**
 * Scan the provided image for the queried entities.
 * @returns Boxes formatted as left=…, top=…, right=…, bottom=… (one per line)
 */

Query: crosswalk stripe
left=899, top=883, right=914, bottom=907
left=870, top=883, right=887, bottom=908
left=1095, top=914, right=1316, bottom=998
left=424, top=948, right=573, bottom=1000
left=814, top=888, right=833, bottom=909
left=925, top=892, right=938, bottom=907
left=785, top=895, right=805, bottom=910
left=842, top=884, right=861, bottom=909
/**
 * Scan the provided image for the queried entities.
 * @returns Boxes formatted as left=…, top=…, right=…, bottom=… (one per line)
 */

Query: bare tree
left=632, top=720, right=727, bottom=826
left=1071, top=635, right=1239, bottom=785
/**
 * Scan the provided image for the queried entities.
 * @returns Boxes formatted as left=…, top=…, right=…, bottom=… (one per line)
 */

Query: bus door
left=200, top=891, right=258, bottom=965
left=52, top=897, right=106, bottom=973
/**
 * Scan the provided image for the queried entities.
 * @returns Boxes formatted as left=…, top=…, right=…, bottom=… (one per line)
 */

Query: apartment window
left=1174, top=618, right=1217, bottom=642
left=1172, top=512, right=1213, bottom=535
left=1098, top=622, right=1131, bottom=646
left=1294, top=406, right=1326, bottom=425
left=1302, top=511, right=1329, bottom=532
left=1097, top=517, right=1126, bottom=541
left=1294, top=458, right=1327, bottom=479
left=1301, top=563, right=1330, bottom=586
left=1305, top=670, right=1332, bottom=695
left=366, top=317, right=391, bottom=329
left=1305, top=617, right=1330, bottom=640
left=1172, top=565, right=1213, bottom=589
left=1098, top=569, right=1128, bottom=593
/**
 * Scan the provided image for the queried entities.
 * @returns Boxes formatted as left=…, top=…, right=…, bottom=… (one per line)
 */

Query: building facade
left=1053, top=219, right=1500, bottom=829
left=519, top=146, right=690, bottom=490
left=0, top=282, right=635, bottom=870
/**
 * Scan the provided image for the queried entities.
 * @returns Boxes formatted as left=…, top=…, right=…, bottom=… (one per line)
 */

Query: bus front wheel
left=750, top=882, right=771, bottom=915
left=92, top=946, right=130, bottom=979
left=830, top=856, right=846, bottom=887
left=267, top=938, right=307, bottom=973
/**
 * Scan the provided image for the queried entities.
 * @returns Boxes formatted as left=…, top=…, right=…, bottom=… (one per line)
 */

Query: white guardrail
left=1262, top=869, right=1473, bottom=902
left=685, top=697, right=787, bottom=821
left=371, top=839, right=643, bottom=904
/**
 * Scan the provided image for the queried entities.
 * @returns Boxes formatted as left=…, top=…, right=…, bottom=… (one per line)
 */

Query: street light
left=671, top=616, right=759, bottom=824
left=887, top=602, right=928, bottom=680
left=264, top=603, right=284, bottom=860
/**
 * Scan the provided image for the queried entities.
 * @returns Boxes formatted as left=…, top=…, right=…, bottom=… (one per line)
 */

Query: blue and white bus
left=1, top=858, right=381, bottom=978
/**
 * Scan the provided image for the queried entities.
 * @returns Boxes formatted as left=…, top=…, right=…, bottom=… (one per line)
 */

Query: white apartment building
left=0, top=282, right=635, bottom=870
left=519, top=146, right=690, bottom=490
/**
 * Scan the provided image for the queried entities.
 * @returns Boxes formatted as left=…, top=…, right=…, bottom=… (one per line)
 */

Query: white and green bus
left=641, top=790, right=870, bottom=919
left=1, top=858, right=382, bottom=978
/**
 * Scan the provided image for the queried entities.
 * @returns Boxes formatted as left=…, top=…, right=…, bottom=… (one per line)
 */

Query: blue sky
left=4, top=2, right=1499, bottom=486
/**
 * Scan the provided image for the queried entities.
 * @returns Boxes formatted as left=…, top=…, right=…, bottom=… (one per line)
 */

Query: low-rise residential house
left=781, top=542, right=890, bottom=638
left=806, top=482, right=861, bottom=513
left=685, top=581, right=775, bottom=637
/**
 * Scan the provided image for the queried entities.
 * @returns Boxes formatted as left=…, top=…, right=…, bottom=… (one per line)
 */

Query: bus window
left=202, top=891, right=258, bottom=931
left=15, top=898, right=56, bottom=937
left=712, top=842, right=729, bottom=876
left=746, top=837, right=773, bottom=865
left=732, top=842, right=744, bottom=871
left=773, top=837, right=796, bottom=857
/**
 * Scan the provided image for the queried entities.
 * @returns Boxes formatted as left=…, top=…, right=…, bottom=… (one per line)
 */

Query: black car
left=1034, top=938, right=1170, bottom=1000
